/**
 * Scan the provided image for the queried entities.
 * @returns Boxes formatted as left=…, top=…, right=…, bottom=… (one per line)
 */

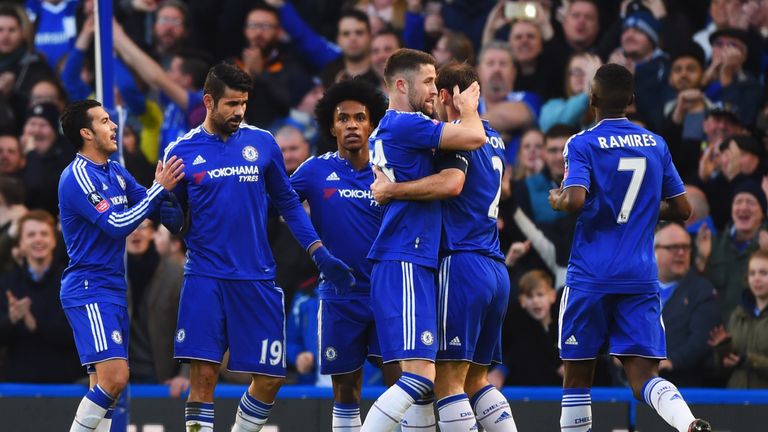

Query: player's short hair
left=246, top=3, right=280, bottom=24
left=593, top=63, right=634, bottom=113
left=60, top=99, right=102, bottom=150
left=338, top=8, right=371, bottom=34
left=518, top=269, right=554, bottom=296
left=203, top=63, right=253, bottom=105
left=0, top=175, right=25, bottom=205
left=435, top=62, right=478, bottom=93
left=314, top=79, right=388, bottom=143
left=384, top=48, right=436, bottom=87
left=18, top=209, right=56, bottom=235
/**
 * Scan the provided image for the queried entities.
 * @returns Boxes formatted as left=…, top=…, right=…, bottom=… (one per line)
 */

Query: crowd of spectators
left=0, top=0, right=767, bottom=391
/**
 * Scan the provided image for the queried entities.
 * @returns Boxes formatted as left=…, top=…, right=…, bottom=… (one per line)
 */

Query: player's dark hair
left=338, top=8, right=371, bottom=34
left=246, top=3, right=280, bottom=24
left=0, top=175, right=26, bottom=206
left=518, top=269, right=554, bottom=296
left=19, top=209, right=56, bottom=234
left=203, top=63, right=253, bottom=105
left=60, top=99, right=102, bottom=150
left=436, top=62, right=478, bottom=93
left=592, top=63, right=634, bottom=115
left=384, top=48, right=436, bottom=88
left=314, top=78, right=388, bottom=143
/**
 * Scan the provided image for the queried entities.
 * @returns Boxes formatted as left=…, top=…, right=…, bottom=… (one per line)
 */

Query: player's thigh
left=64, top=302, right=130, bottom=368
left=558, top=286, right=610, bottom=360
left=319, top=296, right=376, bottom=375
left=370, top=260, right=437, bottom=362
left=436, top=254, right=499, bottom=364
left=472, top=257, right=510, bottom=366
left=174, top=275, right=227, bottom=363
left=224, top=280, right=287, bottom=377
left=609, top=292, right=666, bottom=359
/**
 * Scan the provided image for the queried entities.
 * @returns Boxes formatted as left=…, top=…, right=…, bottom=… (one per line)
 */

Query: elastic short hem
left=227, top=367, right=285, bottom=378
left=381, top=354, right=436, bottom=363
left=560, top=355, right=599, bottom=361
left=609, top=351, right=666, bottom=359
left=175, top=352, right=223, bottom=364
left=80, top=352, right=127, bottom=366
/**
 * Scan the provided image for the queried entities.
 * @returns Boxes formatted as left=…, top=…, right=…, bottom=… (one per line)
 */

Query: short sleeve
left=562, top=135, right=591, bottom=191
left=393, top=113, right=444, bottom=151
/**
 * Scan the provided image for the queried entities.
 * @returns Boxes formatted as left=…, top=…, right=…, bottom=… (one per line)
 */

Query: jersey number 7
left=617, top=157, right=646, bottom=224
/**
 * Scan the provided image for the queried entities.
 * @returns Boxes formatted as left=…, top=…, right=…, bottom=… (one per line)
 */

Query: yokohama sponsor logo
left=208, top=165, right=260, bottom=178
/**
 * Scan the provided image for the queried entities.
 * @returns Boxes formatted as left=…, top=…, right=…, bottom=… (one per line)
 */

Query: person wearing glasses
left=654, top=221, right=721, bottom=387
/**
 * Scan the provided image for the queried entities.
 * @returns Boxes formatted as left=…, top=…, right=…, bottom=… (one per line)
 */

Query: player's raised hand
left=371, top=165, right=395, bottom=205
left=155, top=156, right=185, bottom=191
left=311, top=246, right=356, bottom=295
left=452, top=82, right=480, bottom=115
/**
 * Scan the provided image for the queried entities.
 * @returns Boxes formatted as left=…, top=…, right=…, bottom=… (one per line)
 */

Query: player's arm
left=659, top=193, right=692, bottom=222
left=438, top=83, right=487, bottom=151
left=549, top=186, right=586, bottom=213
left=370, top=151, right=468, bottom=204
left=112, top=21, right=189, bottom=110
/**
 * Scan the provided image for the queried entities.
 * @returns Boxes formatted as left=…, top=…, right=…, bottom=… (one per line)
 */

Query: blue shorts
left=64, top=302, right=130, bottom=368
left=174, top=275, right=286, bottom=377
left=371, top=260, right=437, bottom=362
left=318, top=295, right=381, bottom=375
left=436, top=253, right=509, bottom=365
left=558, top=286, right=666, bottom=360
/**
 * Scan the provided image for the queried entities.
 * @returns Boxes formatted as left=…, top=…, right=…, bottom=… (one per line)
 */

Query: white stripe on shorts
left=86, top=303, right=108, bottom=352
left=557, top=286, right=570, bottom=351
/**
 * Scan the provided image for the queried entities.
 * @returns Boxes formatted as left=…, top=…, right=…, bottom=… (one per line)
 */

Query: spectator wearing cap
left=701, top=134, right=764, bottom=231
left=608, top=8, right=671, bottom=131
left=660, top=43, right=711, bottom=182
left=702, top=28, right=762, bottom=127
left=696, top=179, right=768, bottom=320
left=20, top=103, right=74, bottom=216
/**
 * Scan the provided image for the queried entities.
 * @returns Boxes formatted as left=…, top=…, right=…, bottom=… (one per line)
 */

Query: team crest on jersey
left=324, top=346, right=338, bottom=361
left=117, top=175, right=126, bottom=190
left=242, top=146, right=259, bottom=162
left=87, top=191, right=110, bottom=213
left=421, top=331, right=434, bottom=346
left=111, top=330, right=123, bottom=345
left=176, top=329, right=186, bottom=343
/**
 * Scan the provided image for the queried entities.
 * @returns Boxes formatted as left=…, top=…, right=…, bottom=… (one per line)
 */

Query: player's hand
left=707, top=325, right=731, bottom=346
left=160, top=193, right=184, bottom=233
left=548, top=188, right=562, bottom=211
left=164, top=375, right=190, bottom=398
left=371, top=166, right=394, bottom=205
left=296, top=351, right=315, bottom=374
left=311, top=246, right=356, bottom=295
left=452, top=82, right=480, bottom=115
left=155, top=156, right=185, bottom=191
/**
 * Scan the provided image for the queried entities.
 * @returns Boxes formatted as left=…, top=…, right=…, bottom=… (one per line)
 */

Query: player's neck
left=595, top=110, right=627, bottom=122
left=203, top=118, right=233, bottom=142
left=338, top=148, right=368, bottom=170
left=79, top=147, right=108, bottom=164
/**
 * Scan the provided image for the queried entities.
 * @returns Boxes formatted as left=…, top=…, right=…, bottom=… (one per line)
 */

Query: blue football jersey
left=291, top=152, right=381, bottom=299
left=59, top=154, right=166, bottom=308
left=368, top=110, right=445, bottom=269
left=440, top=121, right=506, bottom=261
left=562, top=118, right=685, bottom=293
left=164, top=124, right=319, bottom=280
left=26, top=0, right=78, bottom=68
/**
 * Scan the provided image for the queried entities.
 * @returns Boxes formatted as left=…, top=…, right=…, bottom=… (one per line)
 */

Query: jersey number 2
left=488, top=156, right=504, bottom=219
left=616, top=157, right=646, bottom=223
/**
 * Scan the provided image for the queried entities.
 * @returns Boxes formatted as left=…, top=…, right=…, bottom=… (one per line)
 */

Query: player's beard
left=407, top=88, right=433, bottom=117
left=211, top=109, right=242, bottom=136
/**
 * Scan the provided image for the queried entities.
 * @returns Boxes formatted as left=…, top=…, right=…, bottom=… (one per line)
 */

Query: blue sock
left=234, top=392, right=273, bottom=431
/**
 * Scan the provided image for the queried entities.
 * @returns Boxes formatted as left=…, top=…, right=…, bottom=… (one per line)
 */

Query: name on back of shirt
left=597, top=134, right=657, bottom=149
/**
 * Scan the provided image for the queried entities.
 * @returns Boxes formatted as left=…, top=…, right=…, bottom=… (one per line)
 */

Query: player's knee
left=191, top=363, right=220, bottom=390
left=254, top=375, right=285, bottom=395
left=333, top=379, right=361, bottom=403
left=100, top=366, right=129, bottom=396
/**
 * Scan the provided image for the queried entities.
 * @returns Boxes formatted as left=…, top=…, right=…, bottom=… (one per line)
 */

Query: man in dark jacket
left=655, top=222, right=721, bottom=387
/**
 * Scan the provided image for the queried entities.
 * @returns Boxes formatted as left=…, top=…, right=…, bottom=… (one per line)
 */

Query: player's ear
left=627, top=93, right=635, bottom=108
left=79, top=127, right=93, bottom=142
left=439, top=88, right=450, bottom=105
left=203, top=93, right=214, bottom=112
left=396, top=76, right=408, bottom=95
